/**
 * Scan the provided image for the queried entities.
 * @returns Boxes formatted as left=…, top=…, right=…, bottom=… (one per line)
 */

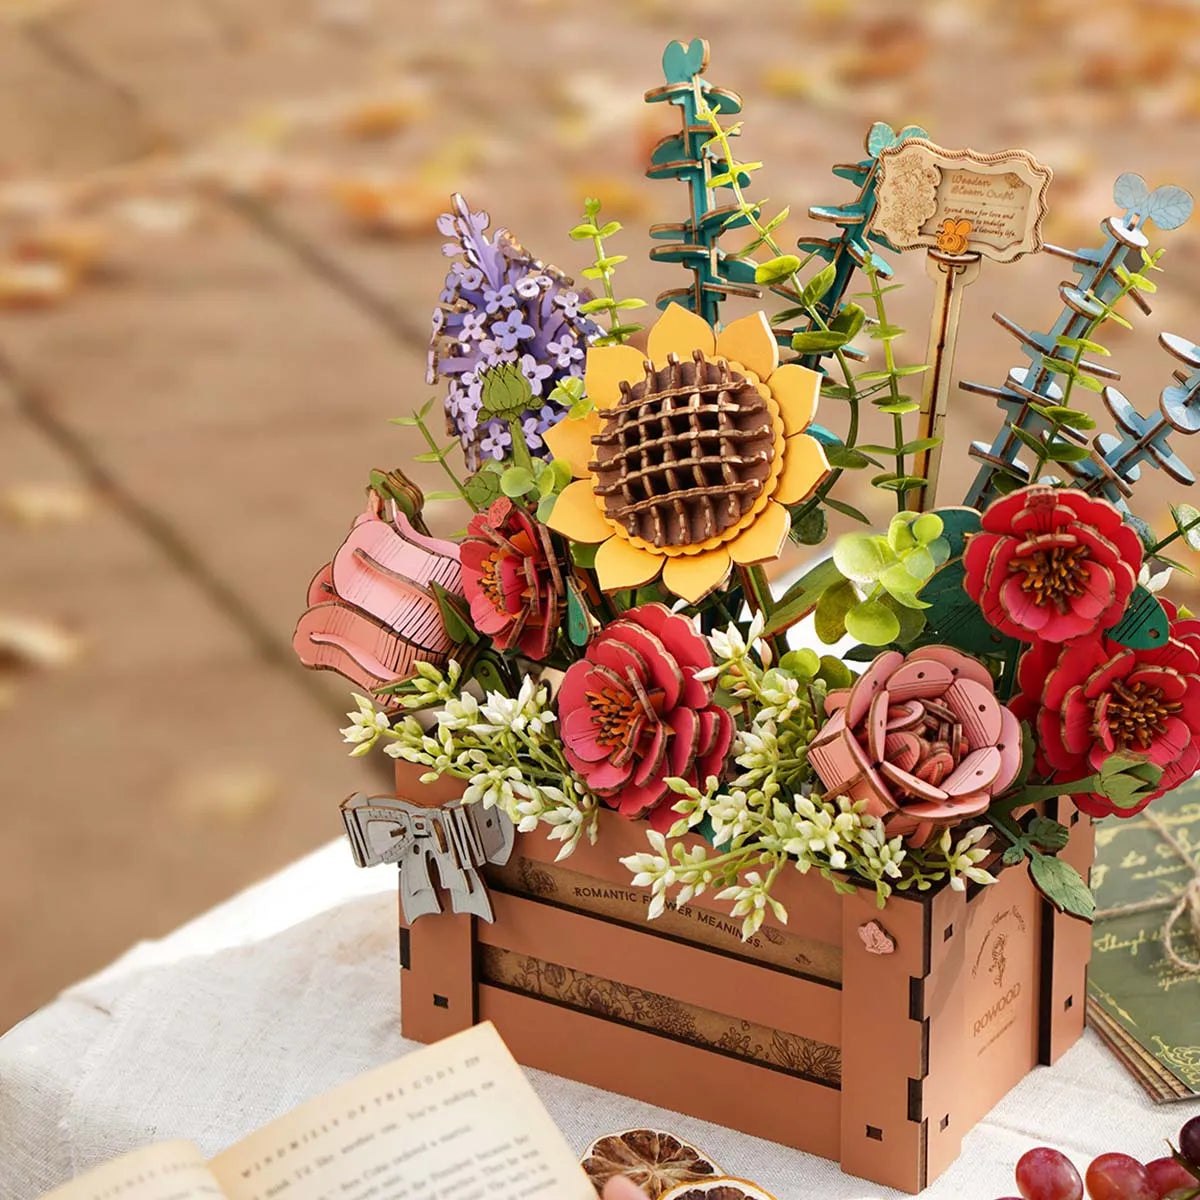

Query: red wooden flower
left=963, top=486, right=1142, bottom=643
left=1010, top=630, right=1200, bottom=818
left=808, top=647, right=1023, bottom=846
left=460, top=497, right=564, bottom=661
left=557, top=603, right=734, bottom=827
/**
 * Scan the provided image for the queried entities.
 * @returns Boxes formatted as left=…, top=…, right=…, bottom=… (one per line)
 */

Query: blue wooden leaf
left=1147, top=185, right=1194, bottom=231
left=662, top=38, right=707, bottom=84
left=1107, top=586, right=1169, bottom=650
left=865, top=122, right=896, bottom=156
left=1113, top=172, right=1149, bottom=213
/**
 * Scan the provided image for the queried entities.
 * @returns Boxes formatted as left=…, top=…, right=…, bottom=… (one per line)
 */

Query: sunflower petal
left=584, top=344, right=647, bottom=412
left=727, top=500, right=790, bottom=565
left=594, top=536, right=663, bottom=591
left=716, top=310, right=778, bottom=380
left=647, top=302, right=716, bottom=364
left=662, top=548, right=732, bottom=603
left=546, top=478, right=614, bottom=543
left=775, top=432, right=830, bottom=504
left=543, top=411, right=601, bottom=478
left=771, top=362, right=821, bottom=436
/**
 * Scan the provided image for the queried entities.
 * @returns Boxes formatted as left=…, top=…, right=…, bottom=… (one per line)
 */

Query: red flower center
left=1099, top=679, right=1183, bottom=751
left=584, top=670, right=666, bottom=764
left=478, top=549, right=506, bottom=608
left=1007, top=536, right=1090, bottom=613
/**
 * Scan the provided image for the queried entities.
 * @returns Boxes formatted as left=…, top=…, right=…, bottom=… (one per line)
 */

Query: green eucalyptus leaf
left=500, top=467, right=536, bottom=497
left=815, top=578, right=858, bottom=644
left=830, top=302, right=866, bottom=340
left=845, top=599, right=902, bottom=646
left=825, top=445, right=877, bottom=469
left=833, top=533, right=891, bottom=582
left=816, top=655, right=854, bottom=690
left=879, top=594, right=926, bottom=644
left=911, top=513, right=944, bottom=544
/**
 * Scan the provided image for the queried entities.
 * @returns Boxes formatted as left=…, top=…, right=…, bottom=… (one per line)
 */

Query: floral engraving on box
left=480, top=945, right=841, bottom=1087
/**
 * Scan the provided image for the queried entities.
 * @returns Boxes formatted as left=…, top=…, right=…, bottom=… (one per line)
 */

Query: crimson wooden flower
left=1011, top=631, right=1200, bottom=817
left=460, top=497, right=564, bottom=661
left=808, top=647, right=1023, bottom=846
left=963, top=485, right=1142, bottom=643
left=557, top=603, right=733, bottom=827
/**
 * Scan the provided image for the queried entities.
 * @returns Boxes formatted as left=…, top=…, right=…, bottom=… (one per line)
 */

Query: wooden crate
left=393, top=765, right=1094, bottom=1193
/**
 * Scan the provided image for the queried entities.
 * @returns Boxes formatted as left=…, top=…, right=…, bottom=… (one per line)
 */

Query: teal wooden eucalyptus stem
left=644, top=37, right=760, bottom=327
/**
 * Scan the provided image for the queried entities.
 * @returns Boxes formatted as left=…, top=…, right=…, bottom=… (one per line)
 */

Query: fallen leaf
left=0, top=482, right=91, bottom=526
left=330, top=176, right=446, bottom=237
left=12, top=221, right=109, bottom=276
left=0, top=260, right=76, bottom=307
left=0, top=613, right=84, bottom=671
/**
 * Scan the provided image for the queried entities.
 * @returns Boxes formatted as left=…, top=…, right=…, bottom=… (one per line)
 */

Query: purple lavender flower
left=479, top=421, right=513, bottom=461
left=427, top=194, right=601, bottom=470
left=519, top=353, right=554, bottom=397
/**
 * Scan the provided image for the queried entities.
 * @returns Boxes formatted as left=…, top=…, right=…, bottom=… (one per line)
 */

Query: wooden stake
left=909, top=248, right=982, bottom=511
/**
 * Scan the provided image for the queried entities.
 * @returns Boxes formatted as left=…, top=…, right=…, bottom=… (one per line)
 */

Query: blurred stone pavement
left=1, top=0, right=1198, bottom=1031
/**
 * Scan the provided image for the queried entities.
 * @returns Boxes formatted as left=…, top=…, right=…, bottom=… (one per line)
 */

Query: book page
left=39, top=1142, right=224, bottom=1200
left=209, top=1023, right=593, bottom=1200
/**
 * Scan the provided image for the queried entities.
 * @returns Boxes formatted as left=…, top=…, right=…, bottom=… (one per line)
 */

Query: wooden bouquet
left=293, top=39, right=1199, bottom=1193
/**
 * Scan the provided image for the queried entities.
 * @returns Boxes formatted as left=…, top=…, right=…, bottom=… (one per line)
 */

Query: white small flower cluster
left=622, top=831, right=731, bottom=920
left=338, top=666, right=595, bottom=857
left=938, top=826, right=996, bottom=892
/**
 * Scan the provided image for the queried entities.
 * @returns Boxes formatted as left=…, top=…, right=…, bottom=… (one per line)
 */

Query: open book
left=39, top=1023, right=594, bottom=1200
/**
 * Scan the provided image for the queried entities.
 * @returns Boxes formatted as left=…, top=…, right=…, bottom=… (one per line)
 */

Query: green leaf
left=430, top=582, right=478, bottom=646
left=1172, top=504, right=1200, bottom=551
left=815, top=578, right=857, bottom=643
left=755, top=254, right=802, bottom=285
left=833, top=533, right=891, bottom=583
left=911, top=513, right=944, bottom=544
left=1072, top=372, right=1106, bottom=394
left=500, top=467, right=536, bottom=497
left=1107, top=586, right=1169, bottom=650
left=1010, top=425, right=1045, bottom=456
left=765, top=557, right=846, bottom=636
left=822, top=496, right=870, bottom=524
left=463, top=468, right=504, bottom=510
left=1028, top=816, right=1070, bottom=853
left=845, top=599, right=902, bottom=646
left=876, top=399, right=920, bottom=415
left=389, top=415, right=420, bottom=427
left=413, top=450, right=443, bottom=463
left=1044, top=439, right=1091, bottom=464
left=1029, top=853, right=1095, bottom=921
left=790, top=330, right=850, bottom=353
left=1001, top=845, right=1026, bottom=866
left=571, top=542, right=598, bottom=569
left=597, top=220, right=621, bottom=238
left=569, top=223, right=599, bottom=240
left=800, top=263, right=837, bottom=307
left=1054, top=336, right=1109, bottom=356
left=824, top=444, right=878, bottom=469
left=830, top=303, right=866, bottom=340
left=536, top=494, right=557, bottom=523
left=815, top=655, right=854, bottom=690
left=791, top=505, right=828, bottom=545
left=879, top=593, right=926, bottom=644
left=424, top=490, right=463, bottom=502
left=579, top=297, right=617, bottom=314
left=871, top=473, right=927, bottom=493
left=867, top=323, right=906, bottom=341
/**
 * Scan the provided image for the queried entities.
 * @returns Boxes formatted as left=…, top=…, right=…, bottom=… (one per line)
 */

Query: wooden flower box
left=392, top=764, right=1095, bottom=1194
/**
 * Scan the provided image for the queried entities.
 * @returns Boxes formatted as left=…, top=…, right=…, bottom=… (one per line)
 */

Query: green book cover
left=1088, top=782, right=1200, bottom=1099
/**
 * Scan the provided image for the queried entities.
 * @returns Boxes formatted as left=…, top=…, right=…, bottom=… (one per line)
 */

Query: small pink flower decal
left=1010, top=627, right=1200, bottom=819
left=460, top=497, right=564, bottom=662
left=963, top=485, right=1142, bottom=644
left=557, top=603, right=733, bottom=829
left=808, top=646, right=1022, bottom=846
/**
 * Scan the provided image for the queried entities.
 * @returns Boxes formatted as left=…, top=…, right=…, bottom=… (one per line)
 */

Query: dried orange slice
left=660, top=1178, right=779, bottom=1200
left=581, top=1130, right=720, bottom=1199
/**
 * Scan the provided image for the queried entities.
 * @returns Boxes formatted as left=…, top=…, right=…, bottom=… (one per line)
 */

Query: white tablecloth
left=0, top=839, right=1190, bottom=1200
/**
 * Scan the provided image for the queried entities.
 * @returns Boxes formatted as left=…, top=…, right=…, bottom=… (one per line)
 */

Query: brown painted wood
left=479, top=891, right=842, bottom=1047
left=398, top=899, right=475, bottom=1044
left=477, top=984, right=843, bottom=1162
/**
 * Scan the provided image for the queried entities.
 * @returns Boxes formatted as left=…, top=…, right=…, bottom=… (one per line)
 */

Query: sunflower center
left=1007, top=538, right=1091, bottom=613
left=589, top=350, right=776, bottom=548
left=1100, top=679, right=1181, bottom=752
